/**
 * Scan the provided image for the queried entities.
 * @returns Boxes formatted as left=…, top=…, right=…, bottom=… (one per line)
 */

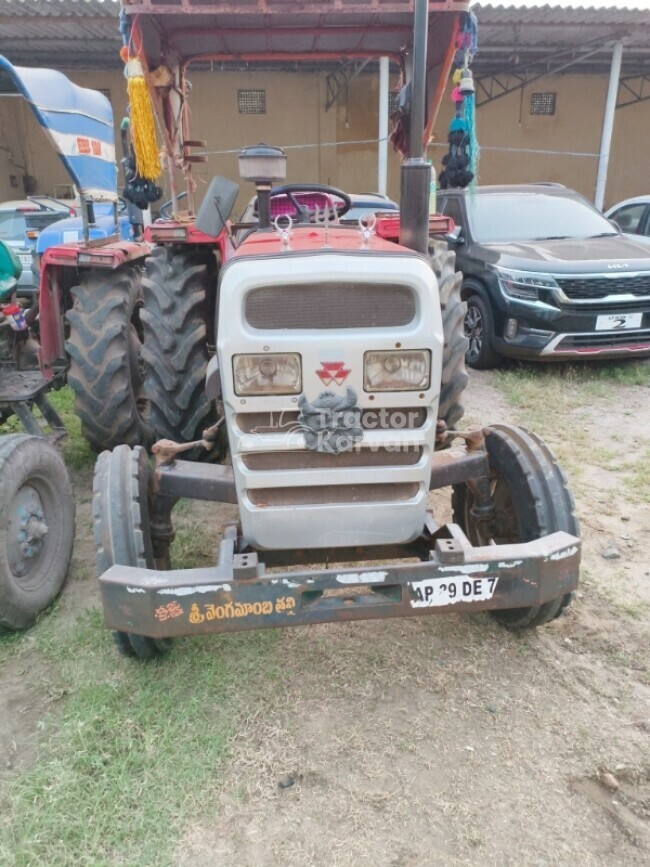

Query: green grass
left=0, top=385, right=94, bottom=470
left=623, top=445, right=650, bottom=504
left=0, top=610, right=281, bottom=867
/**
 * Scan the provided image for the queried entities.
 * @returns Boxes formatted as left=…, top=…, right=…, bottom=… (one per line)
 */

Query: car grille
left=556, top=330, right=650, bottom=350
left=248, top=483, right=420, bottom=507
left=245, top=282, right=416, bottom=329
left=557, top=274, right=650, bottom=300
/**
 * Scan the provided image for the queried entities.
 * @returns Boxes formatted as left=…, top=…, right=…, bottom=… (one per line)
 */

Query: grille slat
left=245, top=282, right=416, bottom=329
left=248, top=483, right=419, bottom=507
left=558, top=275, right=650, bottom=300
left=242, top=447, right=423, bottom=471
left=236, top=408, right=427, bottom=434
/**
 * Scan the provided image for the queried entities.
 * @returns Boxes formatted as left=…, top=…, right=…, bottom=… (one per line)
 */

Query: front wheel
left=0, top=435, right=75, bottom=631
left=452, top=424, right=579, bottom=629
left=93, top=444, right=172, bottom=659
left=464, top=294, right=501, bottom=370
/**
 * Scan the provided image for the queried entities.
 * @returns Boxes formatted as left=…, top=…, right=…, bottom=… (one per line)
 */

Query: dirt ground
left=2, top=369, right=650, bottom=866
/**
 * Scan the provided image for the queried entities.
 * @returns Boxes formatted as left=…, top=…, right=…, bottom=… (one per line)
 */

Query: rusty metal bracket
left=99, top=527, right=581, bottom=639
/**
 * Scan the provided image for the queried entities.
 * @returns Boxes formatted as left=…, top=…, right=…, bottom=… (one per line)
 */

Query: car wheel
left=464, top=294, right=501, bottom=370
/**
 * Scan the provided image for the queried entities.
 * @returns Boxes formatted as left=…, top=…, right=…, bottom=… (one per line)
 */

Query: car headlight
left=233, top=353, right=302, bottom=396
left=364, top=350, right=431, bottom=392
left=492, top=267, right=559, bottom=301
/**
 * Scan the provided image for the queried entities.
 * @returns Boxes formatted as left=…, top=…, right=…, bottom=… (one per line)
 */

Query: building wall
left=1, top=67, right=648, bottom=213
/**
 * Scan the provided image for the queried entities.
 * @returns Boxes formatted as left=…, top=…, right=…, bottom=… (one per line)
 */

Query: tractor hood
left=0, top=56, right=117, bottom=203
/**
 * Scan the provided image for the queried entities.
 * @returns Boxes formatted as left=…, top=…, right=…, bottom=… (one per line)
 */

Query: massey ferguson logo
left=316, top=361, right=351, bottom=387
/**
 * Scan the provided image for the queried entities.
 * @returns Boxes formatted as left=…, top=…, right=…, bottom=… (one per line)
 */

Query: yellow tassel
left=126, top=63, right=161, bottom=181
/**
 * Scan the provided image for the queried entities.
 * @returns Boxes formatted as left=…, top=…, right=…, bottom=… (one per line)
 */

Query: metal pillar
left=378, top=56, right=390, bottom=196
left=594, top=41, right=623, bottom=211
left=400, top=0, right=431, bottom=254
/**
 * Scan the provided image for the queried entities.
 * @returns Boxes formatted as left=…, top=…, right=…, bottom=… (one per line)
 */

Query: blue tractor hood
left=0, top=56, right=118, bottom=203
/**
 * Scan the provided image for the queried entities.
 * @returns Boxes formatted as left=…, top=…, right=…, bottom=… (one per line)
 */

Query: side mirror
left=195, top=176, right=240, bottom=237
left=445, top=225, right=464, bottom=245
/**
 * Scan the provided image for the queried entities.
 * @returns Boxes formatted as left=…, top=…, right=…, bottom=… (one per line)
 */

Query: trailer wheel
left=0, top=435, right=75, bottom=631
left=93, top=444, right=172, bottom=659
left=452, top=424, right=579, bottom=629
left=141, top=247, right=225, bottom=458
left=66, top=265, right=152, bottom=452
left=430, top=240, right=469, bottom=438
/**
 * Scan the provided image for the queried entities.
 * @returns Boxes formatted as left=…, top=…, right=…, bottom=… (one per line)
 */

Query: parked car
left=438, top=184, right=650, bottom=367
left=605, top=196, right=650, bottom=237
left=0, top=198, right=74, bottom=295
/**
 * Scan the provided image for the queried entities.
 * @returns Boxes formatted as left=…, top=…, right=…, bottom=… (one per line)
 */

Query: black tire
left=452, top=424, right=579, bottom=629
left=430, top=240, right=469, bottom=434
left=0, top=435, right=75, bottom=631
left=464, top=293, right=501, bottom=370
left=66, top=265, right=152, bottom=452
left=141, top=247, right=224, bottom=457
left=93, top=444, right=171, bottom=659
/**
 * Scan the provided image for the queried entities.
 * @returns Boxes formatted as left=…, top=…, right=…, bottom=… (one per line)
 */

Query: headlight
left=233, top=353, right=301, bottom=396
left=492, top=267, right=559, bottom=301
left=364, top=350, right=431, bottom=392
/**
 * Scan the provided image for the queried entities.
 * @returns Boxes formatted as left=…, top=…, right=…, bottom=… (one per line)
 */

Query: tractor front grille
left=245, top=282, right=416, bottom=329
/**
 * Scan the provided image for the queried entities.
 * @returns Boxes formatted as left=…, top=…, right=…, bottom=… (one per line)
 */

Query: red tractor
left=82, top=0, right=581, bottom=658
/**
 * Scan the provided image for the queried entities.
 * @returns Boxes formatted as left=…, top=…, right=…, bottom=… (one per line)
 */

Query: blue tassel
left=450, top=116, right=469, bottom=134
left=464, top=92, right=480, bottom=184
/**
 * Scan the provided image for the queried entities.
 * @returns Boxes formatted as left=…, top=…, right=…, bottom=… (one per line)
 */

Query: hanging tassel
left=126, top=58, right=161, bottom=182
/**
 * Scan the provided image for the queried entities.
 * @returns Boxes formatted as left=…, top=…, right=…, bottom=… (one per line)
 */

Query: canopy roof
left=0, top=55, right=117, bottom=200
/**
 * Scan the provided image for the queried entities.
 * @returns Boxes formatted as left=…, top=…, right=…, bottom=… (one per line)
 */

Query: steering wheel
left=269, top=183, right=352, bottom=223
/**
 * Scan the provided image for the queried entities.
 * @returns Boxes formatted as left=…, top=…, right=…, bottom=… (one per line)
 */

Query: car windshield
left=466, top=192, right=616, bottom=244
left=0, top=212, right=27, bottom=243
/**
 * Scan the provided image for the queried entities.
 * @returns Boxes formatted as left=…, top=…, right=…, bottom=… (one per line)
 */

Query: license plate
left=410, top=576, right=499, bottom=608
left=19, top=254, right=32, bottom=266
left=596, top=312, right=643, bottom=331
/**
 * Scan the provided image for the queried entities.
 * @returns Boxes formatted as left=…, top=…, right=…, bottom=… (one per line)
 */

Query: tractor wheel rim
left=7, top=484, right=49, bottom=585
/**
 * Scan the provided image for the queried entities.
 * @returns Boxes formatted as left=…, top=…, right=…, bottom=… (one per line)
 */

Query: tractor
left=88, top=0, right=580, bottom=659
left=0, top=239, right=74, bottom=632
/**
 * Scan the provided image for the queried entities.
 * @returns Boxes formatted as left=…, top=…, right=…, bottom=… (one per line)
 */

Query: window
left=0, top=212, right=27, bottom=243
left=609, top=203, right=648, bottom=235
left=238, top=89, right=266, bottom=115
left=439, top=196, right=464, bottom=232
left=530, top=92, right=556, bottom=116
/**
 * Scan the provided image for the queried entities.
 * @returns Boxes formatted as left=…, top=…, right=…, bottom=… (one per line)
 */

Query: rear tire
left=141, top=247, right=224, bottom=458
left=452, top=424, right=579, bottom=629
left=66, top=265, right=152, bottom=452
left=0, top=435, right=75, bottom=631
left=93, top=444, right=171, bottom=659
left=430, top=241, right=469, bottom=437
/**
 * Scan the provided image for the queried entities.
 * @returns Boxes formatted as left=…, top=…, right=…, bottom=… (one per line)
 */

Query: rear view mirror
left=446, top=225, right=464, bottom=245
left=195, top=176, right=240, bottom=237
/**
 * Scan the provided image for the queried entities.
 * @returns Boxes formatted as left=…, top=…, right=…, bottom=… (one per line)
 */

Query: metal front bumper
left=99, top=526, right=581, bottom=638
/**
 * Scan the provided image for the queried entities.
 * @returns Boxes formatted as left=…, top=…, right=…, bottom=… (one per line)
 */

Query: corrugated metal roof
left=0, top=0, right=119, bottom=16
left=1, top=1, right=650, bottom=72
left=474, top=4, right=650, bottom=74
